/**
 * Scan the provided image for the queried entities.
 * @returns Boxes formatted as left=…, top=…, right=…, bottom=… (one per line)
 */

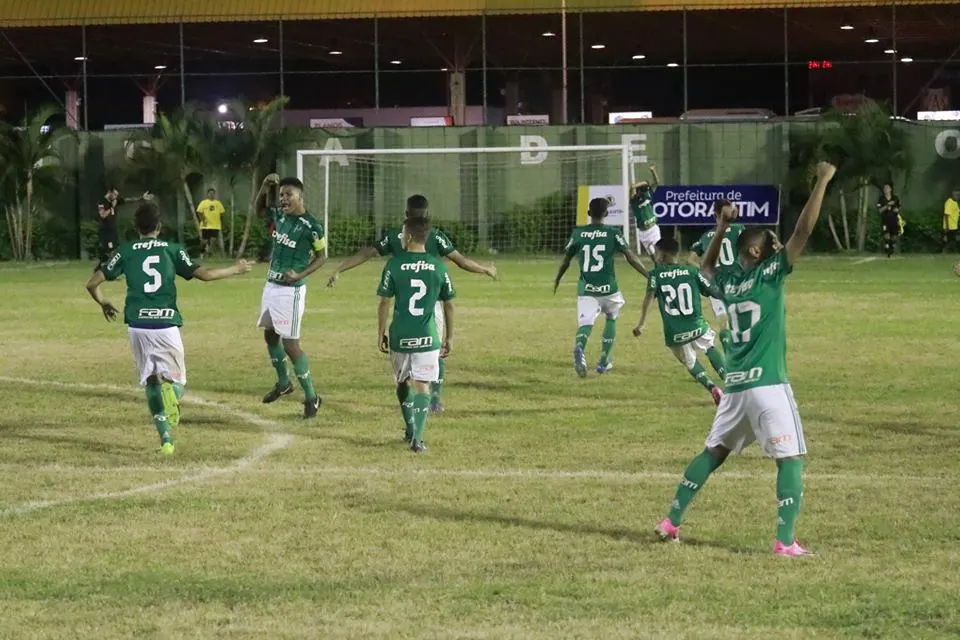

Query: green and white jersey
left=630, top=187, right=657, bottom=229
left=564, top=224, right=630, bottom=297
left=265, top=207, right=326, bottom=287
left=647, top=264, right=714, bottom=346
left=713, top=251, right=793, bottom=391
left=691, top=223, right=745, bottom=268
left=375, top=226, right=456, bottom=258
left=377, top=251, right=456, bottom=353
left=101, top=238, right=199, bottom=327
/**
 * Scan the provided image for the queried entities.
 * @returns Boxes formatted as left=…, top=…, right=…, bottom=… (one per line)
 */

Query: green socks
left=430, top=358, right=446, bottom=403
left=575, top=325, right=593, bottom=349
left=687, top=361, right=717, bottom=391
left=397, top=383, right=414, bottom=440
left=776, top=458, right=805, bottom=544
left=706, top=347, right=726, bottom=378
left=145, top=384, right=172, bottom=444
left=292, top=353, right=317, bottom=400
left=599, top=319, right=617, bottom=366
left=172, top=383, right=185, bottom=401
left=668, top=449, right=725, bottom=526
left=411, top=393, right=430, bottom=442
left=267, top=342, right=291, bottom=388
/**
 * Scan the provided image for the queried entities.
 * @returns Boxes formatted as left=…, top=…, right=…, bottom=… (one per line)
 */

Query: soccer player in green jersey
left=377, top=216, right=456, bottom=452
left=254, top=174, right=327, bottom=418
left=690, top=218, right=745, bottom=351
left=654, top=161, right=837, bottom=557
left=328, top=195, right=496, bottom=414
left=630, top=164, right=661, bottom=258
left=85, top=202, right=251, bottom=454
left=554, top=197, right=649, bottom=377
left=633, top=238, right=726, bottom=406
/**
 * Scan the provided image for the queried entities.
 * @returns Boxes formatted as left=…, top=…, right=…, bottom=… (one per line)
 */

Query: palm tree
left=207, top=120, right=250, bottom=256
left=0, top=105, right=73, bottom=260
left=231, top=96, right=305, bottom=258
left=821, top=101, right=912, bottom=251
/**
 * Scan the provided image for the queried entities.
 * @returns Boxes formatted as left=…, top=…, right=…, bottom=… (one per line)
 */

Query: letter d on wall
left=520, top=135, right=548, bottom=165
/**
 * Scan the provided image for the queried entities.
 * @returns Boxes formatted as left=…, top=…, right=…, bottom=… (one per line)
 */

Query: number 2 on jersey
left=142, top=256, right=162, bottom=293
left=408, top=278, right=427, bottom=316
left=581, top=244, right=605, bottom=272
left=727, top=301, right=761, bottom=343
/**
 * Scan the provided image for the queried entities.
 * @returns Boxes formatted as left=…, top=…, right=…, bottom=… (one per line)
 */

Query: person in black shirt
left=96, top=186, right=150, bottom=267
left=876, top=183, right=902, bottom=258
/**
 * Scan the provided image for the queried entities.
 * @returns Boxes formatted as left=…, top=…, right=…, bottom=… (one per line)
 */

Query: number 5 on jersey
left=143, top=256, right=162, bottom=293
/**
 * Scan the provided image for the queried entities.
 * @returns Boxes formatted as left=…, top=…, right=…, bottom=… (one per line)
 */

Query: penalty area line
left=0, top=376, right=294, bottom=517
left=852, top=257, right=879, bottom=265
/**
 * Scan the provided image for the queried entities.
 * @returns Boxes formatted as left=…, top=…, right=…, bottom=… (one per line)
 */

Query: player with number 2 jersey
left=633, top=237, right=726, bottom=405
left=654, top=163, right=837, bottom=557
left=554, top=197, right=648, bottom=378
left=85, top=201, right=251, bottom=455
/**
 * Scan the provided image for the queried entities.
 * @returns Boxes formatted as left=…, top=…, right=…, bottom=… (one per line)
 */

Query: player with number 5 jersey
left=690, top=221, right=745, bottom=350
left=84, top=201, right=251, bottom=455
left=633, top=238, right=726, bottom=405
left=554, top=197, right=648, bottom=378
left=654, top=163, right=837, bottom=557
left=377, top=216, right=456, bottom=453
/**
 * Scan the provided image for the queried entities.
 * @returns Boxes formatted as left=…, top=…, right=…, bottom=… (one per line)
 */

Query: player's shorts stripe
left=292, top=286, right=301, bottom=336
left=781, top=385, right=805, bottom=454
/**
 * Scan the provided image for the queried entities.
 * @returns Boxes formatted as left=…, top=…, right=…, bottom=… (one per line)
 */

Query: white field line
left=852, top=256, right=879, bottom=265
left=0, top=376, right=294, bottom=517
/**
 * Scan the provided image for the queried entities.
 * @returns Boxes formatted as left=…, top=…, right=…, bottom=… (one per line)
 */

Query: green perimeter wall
left=26, top=122, right=960, bottom=259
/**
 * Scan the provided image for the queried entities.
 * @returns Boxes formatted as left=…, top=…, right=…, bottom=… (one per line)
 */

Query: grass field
left=2, top=254, right=960, bottom=639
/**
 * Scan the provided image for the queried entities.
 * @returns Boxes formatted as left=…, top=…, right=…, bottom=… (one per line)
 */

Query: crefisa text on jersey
left=400, top=261, right=437, bottom=273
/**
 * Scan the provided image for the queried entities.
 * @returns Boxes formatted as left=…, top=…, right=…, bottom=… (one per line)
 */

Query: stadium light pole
left=481, top=13, right=488, bottom=124
left=179, top=22, right=185, bottom=105
left=279, top=19, right=285, bottom=125
left=81, top=25, right=88, bottom=130
left=891, top=4, right=898, bottom=116
left=682, top=9, right=688, bottom=112
left=783, top=7, right=789, bottom=116
left=374, top=16, right=380, bottom=110
left=561, top=0, right=568, bottom=124
left=579, top=11, right=585, bottom=123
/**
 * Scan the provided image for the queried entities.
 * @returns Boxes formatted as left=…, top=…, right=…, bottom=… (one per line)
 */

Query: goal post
left=296, top=143, right=633, bottom=258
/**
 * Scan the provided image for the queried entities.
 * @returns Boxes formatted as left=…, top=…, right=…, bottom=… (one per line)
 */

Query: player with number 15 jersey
left=554, top=197, right=648, bottom=378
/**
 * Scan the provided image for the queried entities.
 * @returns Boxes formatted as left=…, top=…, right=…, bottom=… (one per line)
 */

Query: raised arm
left=327, top=245, right=380, bottom=287
left=255, top=173, right=279, bottom=218
left=649, top=165, right=660, bottom=189
left=701, top=217, right=731, bottom=280
left=623, top=249, right=649, bottom=279
left=193, top=260, right=251, bottom=282
left=447, top=250, right=497, bottom=280
left=785, top=161, right=837, bottom=266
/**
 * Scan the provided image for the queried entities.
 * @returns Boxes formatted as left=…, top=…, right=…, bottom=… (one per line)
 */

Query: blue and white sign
left=653, top=185, right=780, bottom=226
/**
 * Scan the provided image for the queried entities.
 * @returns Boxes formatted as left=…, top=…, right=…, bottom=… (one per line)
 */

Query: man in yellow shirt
left=942, top=190, right=960, bottom=253
left=197, top=187, right=226, bottom=257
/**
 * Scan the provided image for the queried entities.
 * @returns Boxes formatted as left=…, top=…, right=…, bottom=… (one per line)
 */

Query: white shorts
left=709, top=297, right=727, bottom=317
left=128, top=327, right=186, bottom=386
left=636, top=225, right=662, bottom=255
left=257, top=282, right=307, bottom=340
left=705, top=383, right=807, bottom=459
left=577, top=292, right=625, bottom=327
left=391, top=350, right=441, bottom=383
left=672, top=328, right=717, bottom=369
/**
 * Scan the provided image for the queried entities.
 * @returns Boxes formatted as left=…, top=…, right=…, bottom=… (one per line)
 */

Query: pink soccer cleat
left=655, top=517, right=680, bottom=542
left=710, top=386, right=724, bottom=406
left=774, top=539, right=815, bottom=557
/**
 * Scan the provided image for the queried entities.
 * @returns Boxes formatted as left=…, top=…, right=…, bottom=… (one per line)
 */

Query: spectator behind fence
left=877, top=183, right=903, bottom=258
left=942, top=189, right=960, bottom=253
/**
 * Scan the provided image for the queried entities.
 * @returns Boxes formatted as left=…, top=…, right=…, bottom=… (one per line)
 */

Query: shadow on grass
left=364, top=499, right=761, bottom=555
left=0, top=431, right=142, bottom=454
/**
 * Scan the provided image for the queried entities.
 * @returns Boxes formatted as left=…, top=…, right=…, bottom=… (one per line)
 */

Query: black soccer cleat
left=410, top=440, right=426, bottom=453
left=303, top=395, right=322, bottom=419
left=262, top=383, right=294, bottom=404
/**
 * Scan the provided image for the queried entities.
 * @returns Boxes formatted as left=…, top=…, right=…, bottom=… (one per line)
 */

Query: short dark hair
left=407, top=194, right=429, bottom=211
left=278, top=177, right=304, bottom=190
left=404, top=214, right=430, bottom=244
left=107, top=185, right=119, bottom=193
left=655, top=237, right=680, bottom=255
left=588, top=197, right=609, bottom=218
left=207, top=187, right=216, bottom=193
left=738, top=227, right=771, bottom=256
left=134, top=201, right=161, bottom=235
left=714, top=198, right=734, bottom=217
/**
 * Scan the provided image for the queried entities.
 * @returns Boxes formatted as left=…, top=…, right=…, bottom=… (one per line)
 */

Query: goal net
left=296, top=144, right=632, bottom=258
